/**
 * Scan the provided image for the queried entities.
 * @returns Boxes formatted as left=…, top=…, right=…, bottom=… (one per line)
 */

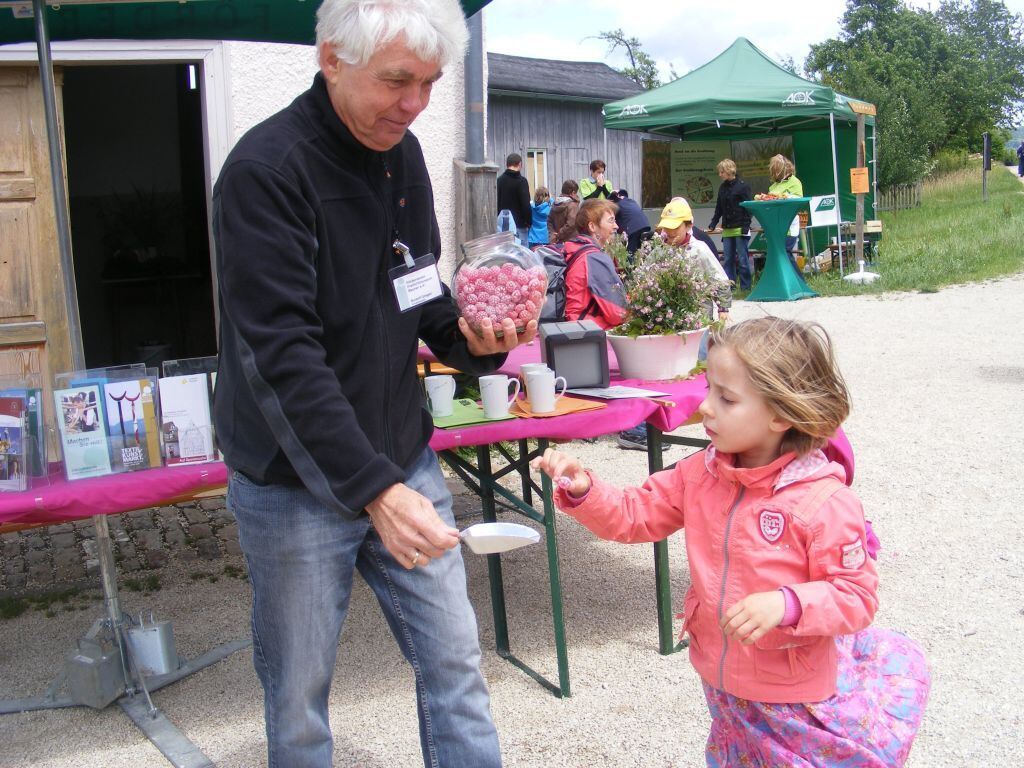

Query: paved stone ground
left=0, top=479, right=481, bottom=596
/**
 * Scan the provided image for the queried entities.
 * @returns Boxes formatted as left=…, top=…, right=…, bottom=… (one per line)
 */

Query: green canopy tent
left=0, top=3, right=490, bottom=766
left=603, top=37, right=876, bottom=273
left=0, top=0, right=491, bottom=45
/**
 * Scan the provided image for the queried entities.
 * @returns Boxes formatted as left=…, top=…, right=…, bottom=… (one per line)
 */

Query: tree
left=594, top=29, right=661, bottom=90
left=806, top=0, right=1024, bottom=186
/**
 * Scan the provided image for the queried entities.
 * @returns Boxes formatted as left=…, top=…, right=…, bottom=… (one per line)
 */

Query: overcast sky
left=484, top=0, right=1024, bottom=81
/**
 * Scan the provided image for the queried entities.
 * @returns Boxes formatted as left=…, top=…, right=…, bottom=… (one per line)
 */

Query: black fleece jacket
left=708, top=177, right=753, bottom=231
left=212, top=74, right=504, bottom=517
left=496, top=168, right=531, bottom=229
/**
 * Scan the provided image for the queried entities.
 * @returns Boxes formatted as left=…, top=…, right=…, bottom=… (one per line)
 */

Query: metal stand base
left=0, top=513, right=251, bottom=767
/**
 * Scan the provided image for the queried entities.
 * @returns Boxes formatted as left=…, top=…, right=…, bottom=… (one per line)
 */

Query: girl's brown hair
left=534, top=186, right=550, bottom=205
left=575, top=198, right=618, bottom=237
left=708, top=317, right=850, bottom=456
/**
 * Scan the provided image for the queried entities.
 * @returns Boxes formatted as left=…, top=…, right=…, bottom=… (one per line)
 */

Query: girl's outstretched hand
left=721, top=591, right=785, bottom=645
left=530, top=448, right=591, bottom=498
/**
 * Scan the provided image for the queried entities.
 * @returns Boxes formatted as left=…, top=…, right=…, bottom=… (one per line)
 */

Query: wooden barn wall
left=486, top=94, right=647, bottom=202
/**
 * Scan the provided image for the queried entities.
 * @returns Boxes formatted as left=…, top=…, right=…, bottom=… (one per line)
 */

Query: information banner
left=809, top=195, right=840, bottom=227
left=729, top=136, right=795, bottom=194
left=670, top=141, right=731, bottom=207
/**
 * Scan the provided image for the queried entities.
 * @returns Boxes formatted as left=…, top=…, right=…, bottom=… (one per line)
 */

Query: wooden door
left=0, top=66, right=76, bottom=441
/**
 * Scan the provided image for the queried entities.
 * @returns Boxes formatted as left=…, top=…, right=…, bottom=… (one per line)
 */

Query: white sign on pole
left=810, top=195, right=839, bottom=227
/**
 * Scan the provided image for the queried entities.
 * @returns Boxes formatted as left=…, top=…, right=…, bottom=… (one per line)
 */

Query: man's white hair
left=316, top=0, right=469, bottom=69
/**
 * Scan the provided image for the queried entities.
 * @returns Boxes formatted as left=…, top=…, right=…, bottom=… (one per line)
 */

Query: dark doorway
left=62, top=63, right=217, bottom=370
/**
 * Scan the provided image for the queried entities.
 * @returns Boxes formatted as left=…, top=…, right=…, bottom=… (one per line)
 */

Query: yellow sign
left=848, top=100, right=877, bottom=116
left=850, top=167, right=870, bottom=195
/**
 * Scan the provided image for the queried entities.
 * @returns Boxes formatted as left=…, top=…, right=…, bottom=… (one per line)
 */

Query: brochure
left=103, top=377, right=162, bottom=472
left=0, top=387, right=46, bottom=477
left=0, top=396, right=27, bottom=492
left=54, top=385, right=113, bottom=480
left=158, top=374, right=216, bottom=465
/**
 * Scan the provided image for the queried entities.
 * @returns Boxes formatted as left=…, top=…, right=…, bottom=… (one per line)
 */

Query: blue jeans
left=228, top=447, right=501, bottom=768
left=722, top=235, right=751, bottom=290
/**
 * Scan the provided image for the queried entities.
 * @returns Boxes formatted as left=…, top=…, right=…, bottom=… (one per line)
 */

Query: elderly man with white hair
left=212, top=1, right=531, bottom=765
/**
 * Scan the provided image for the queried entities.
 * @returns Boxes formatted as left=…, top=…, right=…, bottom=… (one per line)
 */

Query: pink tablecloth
left=421, top=341, right=855, bottom=480
left=1, top=343, right=853, bottom=527
left=0, top=462, right=229, bottom=528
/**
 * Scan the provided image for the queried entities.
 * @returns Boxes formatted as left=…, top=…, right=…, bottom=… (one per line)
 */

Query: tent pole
left=31, top=0, right=130, bottom=693
left=871, top=123, right=878, bottom=218
left=828, top=113, right=843, bottom=274
left=32, top=0, right=85, bottom=370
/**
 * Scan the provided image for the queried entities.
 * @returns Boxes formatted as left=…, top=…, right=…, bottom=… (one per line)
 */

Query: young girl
left=528, top=186, right=552, bottom=248
left=532, top=317, right=930, bottom=767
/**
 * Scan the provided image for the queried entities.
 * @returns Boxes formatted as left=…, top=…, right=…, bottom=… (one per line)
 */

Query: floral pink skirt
left=703, top=628, right=930, bottom=767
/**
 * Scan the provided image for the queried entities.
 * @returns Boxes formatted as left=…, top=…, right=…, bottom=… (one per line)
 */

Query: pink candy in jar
left=453, top=233, right=548, bottom=335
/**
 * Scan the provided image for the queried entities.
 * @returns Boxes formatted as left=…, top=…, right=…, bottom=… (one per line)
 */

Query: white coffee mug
left=519, top=363, right=551, bottom=398
left=479, top=374, right=521, bottom=419
left=526, top=369, right=567, bottom=414
left=425, top=375, right=456, bottom=418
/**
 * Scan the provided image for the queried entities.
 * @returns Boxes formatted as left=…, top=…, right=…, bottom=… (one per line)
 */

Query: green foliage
left=595, top=29, right=661, bottom=90
left=803, top=162, right=1024, bottom=296
left=929, top=149, right=970, bottom=177
left=806, top=0, right=1024, bottom=187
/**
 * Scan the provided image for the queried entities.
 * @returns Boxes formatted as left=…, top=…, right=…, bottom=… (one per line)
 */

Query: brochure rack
left=53, top=366, right=163, bottom=481
left=0, top=358, right=239, bottom=768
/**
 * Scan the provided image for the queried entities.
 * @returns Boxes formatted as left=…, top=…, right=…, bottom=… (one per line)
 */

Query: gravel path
left=2, top=275, right=1023, bottom=767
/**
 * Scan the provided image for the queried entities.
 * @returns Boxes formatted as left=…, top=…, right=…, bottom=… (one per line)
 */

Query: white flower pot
left=607, top=328, right=707, bottom=381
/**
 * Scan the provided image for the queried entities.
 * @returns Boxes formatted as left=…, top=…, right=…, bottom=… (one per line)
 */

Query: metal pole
left=464, top=12, right=485, bottom=166
left=33, top=0, right=85, bottom=369
left=871, top=122, right=878, bottom=217
left=828, top=113, right=844, bottom=273
left=32, top=0, right=127, bottom=692
left=855, top=114, right=865, bottom=264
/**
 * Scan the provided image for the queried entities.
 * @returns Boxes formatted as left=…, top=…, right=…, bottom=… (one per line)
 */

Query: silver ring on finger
left=411, top=550, right=421, bottom=567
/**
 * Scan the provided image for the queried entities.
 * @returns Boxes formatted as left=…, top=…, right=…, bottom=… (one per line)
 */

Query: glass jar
left=452, top=231, right=548, bottom=335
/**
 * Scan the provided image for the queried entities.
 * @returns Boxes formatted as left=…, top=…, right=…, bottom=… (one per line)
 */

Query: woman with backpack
left=548, top=180, right=581, bottom=244
left=561, top=199, right=628, bottom=330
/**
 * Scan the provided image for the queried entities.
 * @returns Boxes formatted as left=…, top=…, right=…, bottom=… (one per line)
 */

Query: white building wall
left=225, top=42, right=466, bottom=278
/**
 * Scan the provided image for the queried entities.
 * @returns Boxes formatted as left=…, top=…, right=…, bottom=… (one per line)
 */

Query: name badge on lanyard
left=389, top=239, right=443, bottom=312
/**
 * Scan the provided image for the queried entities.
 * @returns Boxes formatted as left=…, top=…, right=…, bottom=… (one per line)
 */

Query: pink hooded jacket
left=556, top=449, right=878, bottom=704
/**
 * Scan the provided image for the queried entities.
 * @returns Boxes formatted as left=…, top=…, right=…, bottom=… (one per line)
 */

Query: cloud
left=485, top=0, right=1024, bottom=81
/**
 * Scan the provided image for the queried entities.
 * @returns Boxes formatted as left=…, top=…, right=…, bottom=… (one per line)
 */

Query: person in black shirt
left=496, top=152, right=532, bottom=244
left=213, top=2, right=533, bottom=764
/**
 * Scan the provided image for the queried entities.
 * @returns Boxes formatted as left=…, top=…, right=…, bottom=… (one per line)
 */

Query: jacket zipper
left=716, top=485, right=745, bottom=690
left=374, top=154, right=394, bottom=457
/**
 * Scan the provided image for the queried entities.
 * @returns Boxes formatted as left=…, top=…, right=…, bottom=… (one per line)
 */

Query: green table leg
left=537, top=438, right=570, bottom=697
left=476, top=445, right=511, bottom=657
left=464, top=442, right=569, bottom=697
left=645, top=426, right=678, bottom=655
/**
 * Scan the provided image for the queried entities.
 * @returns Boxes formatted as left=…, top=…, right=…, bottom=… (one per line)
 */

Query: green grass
left=799, top=161, right=1024, bottom=297
left=0, top=587, right=94, bottom=621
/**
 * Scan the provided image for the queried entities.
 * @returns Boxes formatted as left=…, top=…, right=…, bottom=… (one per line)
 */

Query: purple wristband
left=779, top=586, right=803, bottom=627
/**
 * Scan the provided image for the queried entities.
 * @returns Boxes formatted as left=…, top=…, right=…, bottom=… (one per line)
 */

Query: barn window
left=525, top=149, right=547, bottom=197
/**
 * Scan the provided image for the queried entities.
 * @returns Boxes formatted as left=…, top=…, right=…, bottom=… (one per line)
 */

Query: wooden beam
left=0, top=321, right=46, bottom=347
left=0, top=178, right=36, bottom=200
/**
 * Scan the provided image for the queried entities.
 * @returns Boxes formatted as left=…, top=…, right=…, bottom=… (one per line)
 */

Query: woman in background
left=768, top=155, right=804, bottom=274
left=708, top=159, right=753, bottom=291
left=548, top=180, right=581, bottom=244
